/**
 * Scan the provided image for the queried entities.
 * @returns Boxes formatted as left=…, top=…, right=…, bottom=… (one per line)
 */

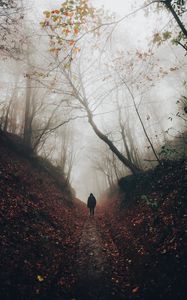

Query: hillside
left=99, top=160, right=187, bottom=299
left=0, top=132, right=87, bottom=299
left=0, top=131, right=186, bottom=300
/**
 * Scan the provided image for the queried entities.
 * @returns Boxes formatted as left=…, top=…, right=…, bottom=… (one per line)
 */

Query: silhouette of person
left=87, top=193, right=96, bottom=216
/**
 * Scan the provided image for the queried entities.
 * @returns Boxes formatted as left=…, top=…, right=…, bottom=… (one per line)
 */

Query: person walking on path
left=87, top=193, right=97, bottom=216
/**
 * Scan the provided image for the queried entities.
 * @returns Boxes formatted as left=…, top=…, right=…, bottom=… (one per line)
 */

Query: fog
left=0, top=0, right=186, bottom=202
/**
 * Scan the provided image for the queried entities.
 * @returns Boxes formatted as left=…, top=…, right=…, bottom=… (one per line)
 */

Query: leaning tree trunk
left=64, top=69, right=141, bottom=175
left=86, top=109, right=141, bottom=175
left=163, top=0, right=187, bottom=38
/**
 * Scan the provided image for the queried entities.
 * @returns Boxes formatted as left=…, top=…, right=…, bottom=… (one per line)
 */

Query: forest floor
left=0, top=131, right=186, bottom=300
left=75, top=217, right=114, bottom=300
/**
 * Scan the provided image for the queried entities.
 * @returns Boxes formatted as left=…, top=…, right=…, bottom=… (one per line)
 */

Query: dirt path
left=75, top=217, right=117, bottom=300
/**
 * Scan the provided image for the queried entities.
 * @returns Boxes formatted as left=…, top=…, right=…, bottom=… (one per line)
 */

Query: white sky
left=17, top=1, right=186, bottom=202
left=37, top=0, right=133, bottom=13
left=92, top=0, right=133, bottom=13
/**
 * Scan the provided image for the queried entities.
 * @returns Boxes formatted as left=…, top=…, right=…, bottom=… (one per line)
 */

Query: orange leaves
left=66, top=28, right=71, bottom=35
left=49, top=48, right=61, bottom=56
left=51, top=9, right=60, bottom=14
left=74, top=28, right=79, bottom=35
left=64, top=11, right=74, bottom=17
left=40, top=0, right=102, bottom=62
left=73, top=47, right=80, bottom=53
left=69, top=40, right=75, bottom=46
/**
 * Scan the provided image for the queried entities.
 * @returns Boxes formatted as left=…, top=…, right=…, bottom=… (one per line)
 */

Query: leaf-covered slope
left=0, top=132, right=87, bottom=300
left=99, top=160, right=187, bottom=299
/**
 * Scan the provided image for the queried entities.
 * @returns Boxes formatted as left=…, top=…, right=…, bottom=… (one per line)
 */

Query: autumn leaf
left=49, top=48, right=61, bottom=55
left=74, top=28, right=79, bottom=35
left=73, top=47, right=81, bottom=53
left=40, top=21, right=45, bottom=28
left=132, top=286, right=140, bottom=293
left=52, top=9, right=60, bottom=14
left=69, top=40, right=75, bottom=46
left=37, top=275, right=44, bottom=282
left=43, top=11, right=51, bottom=18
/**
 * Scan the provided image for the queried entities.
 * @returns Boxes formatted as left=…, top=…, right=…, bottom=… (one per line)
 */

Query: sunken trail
left=0, top=131, right=186, bottom=300
left=75, top=217, right=114, bottom=300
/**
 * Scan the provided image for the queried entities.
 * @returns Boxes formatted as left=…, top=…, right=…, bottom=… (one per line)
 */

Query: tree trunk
left=120, top=77, right=161, bottom=163
left=163, top=0, right=187, bottom=38
left=64, top=69, right=141, bottom=175
left=23, top=75, right=32, bottom=148
left=86, top=109, right=141, bottom=175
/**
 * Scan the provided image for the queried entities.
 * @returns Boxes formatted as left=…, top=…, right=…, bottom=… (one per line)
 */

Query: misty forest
left=0, top=0, right=186, bottom=299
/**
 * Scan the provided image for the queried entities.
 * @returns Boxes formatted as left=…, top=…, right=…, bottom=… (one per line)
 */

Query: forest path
left=75, top=217, right=118, bottom=300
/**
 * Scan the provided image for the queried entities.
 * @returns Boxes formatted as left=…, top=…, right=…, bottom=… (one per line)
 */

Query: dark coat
left=87, top=194, right=96, bottom=208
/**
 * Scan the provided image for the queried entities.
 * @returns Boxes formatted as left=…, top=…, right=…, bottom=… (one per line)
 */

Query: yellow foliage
left=37, top=275, right=44, bottom=282
left=43, top=11, right=51, bottom=18
left=73, top=47, right=81, bottom=53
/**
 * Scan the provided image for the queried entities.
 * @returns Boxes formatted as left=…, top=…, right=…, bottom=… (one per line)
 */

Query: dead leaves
left=0, top=134, right=186, bottom=299
left=98, top=160, right=186, bottom=299
left=0, top=135, right=87, bottom=299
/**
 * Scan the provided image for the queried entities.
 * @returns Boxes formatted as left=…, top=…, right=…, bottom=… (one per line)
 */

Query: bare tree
left=0, top=0, right=25, bottom=57
left=61, top=68, right=141, bottom=175
left=56, top=124, right=77, bottom=184
left=116, top=95, right=142, bottom=169
left=91, top=141, right=128, bottom=190
left=3, top=82, right=18, bottom=132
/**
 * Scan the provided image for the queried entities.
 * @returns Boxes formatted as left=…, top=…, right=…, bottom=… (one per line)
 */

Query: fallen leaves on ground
left=0, top=132, right=186, bottom=300
left=0, top=133, right=87, bottom=299
left=97, top=160, right=186, bottom=299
